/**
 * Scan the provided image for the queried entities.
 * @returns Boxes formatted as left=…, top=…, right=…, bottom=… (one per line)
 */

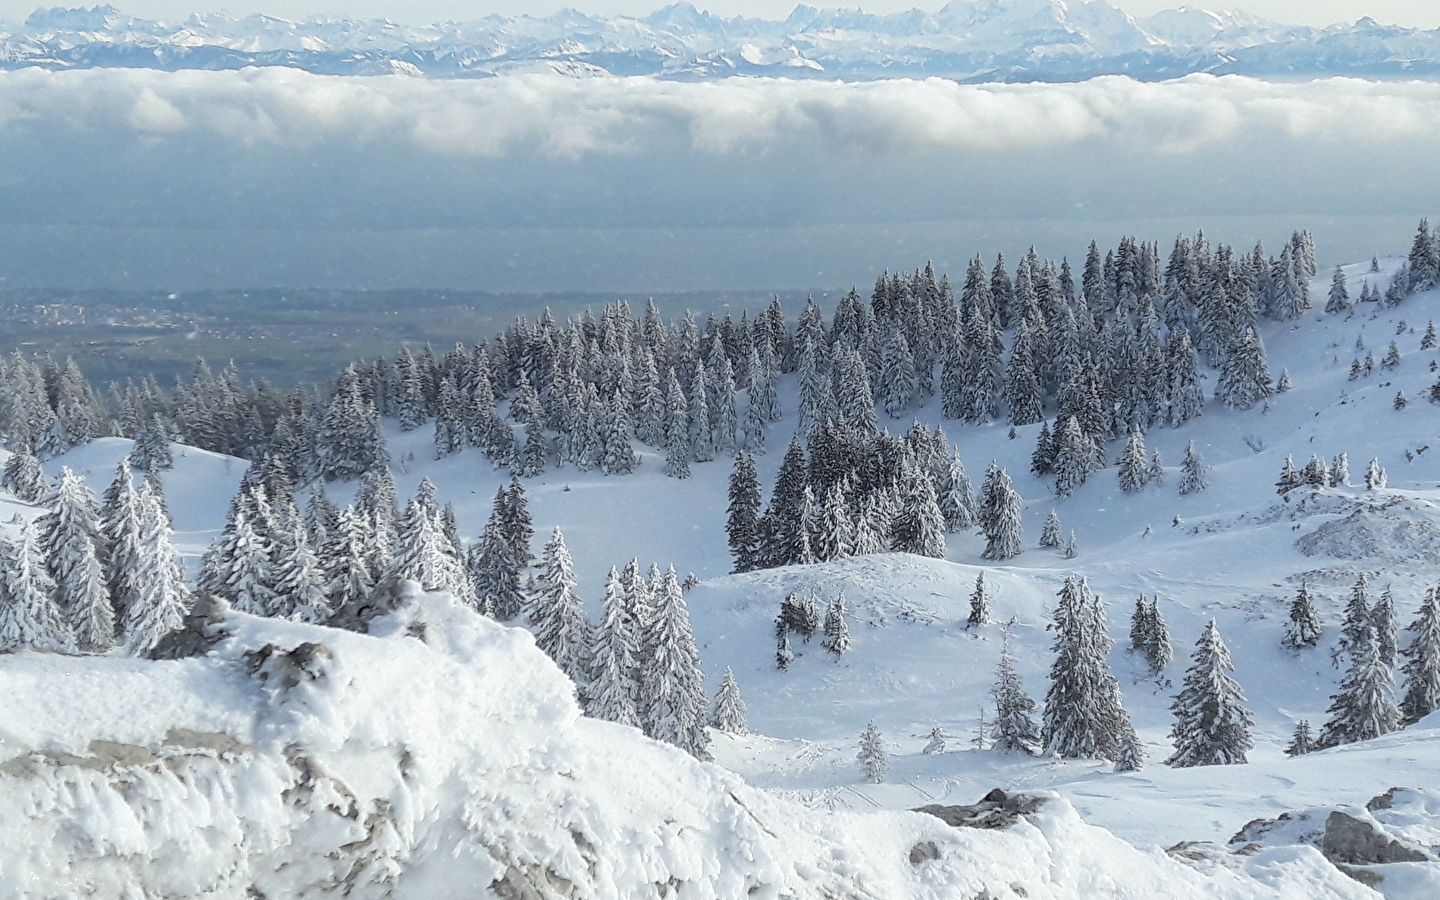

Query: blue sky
left=0, top=1, right=1435, bottom=28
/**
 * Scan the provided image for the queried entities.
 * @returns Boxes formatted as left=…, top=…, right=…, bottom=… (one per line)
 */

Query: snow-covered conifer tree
left=967, top=572, right=991, bottom=628
left=1365, top=458, right=1387, bottom=489
left=1285, top=721, right=1315, bottom=757
left=662, top=369, right=691, bottom=479
left=638, top=567, right=710, bottom=759
left=1117, top=429, right=1148, bottom=493
left=856, top=720, right=887, bottom=783
left=937, top=450, right=976, bottom=533
left=1215, top=325, right=1272, bottom=410
left=1051, top=417, right=1092, bottom=498
left=725, top=451, right=762, bottom=574
left=980, top=466, right=1023, bottom=561
left=1, top=450, right=47, bottom=503
left=271, top=517, right=329, bottom=623
left=1282, top=582, right=1322, bottom=650
left=121, top=486, right=190, bottom=656
left=1166, top=620, right=1253, bottom=767
left=388, top=493, right=469, bottom=600
left=1275, top=455, right=1303, bottom=494
left=526, top=528, right=594, bottom=695
left=1042, top=575, right=1130, bottom=760
left=1179, top=441, right=1208, bottom=495
left=1319, top=627, right=1399, bottom=748
left=1373, top=586, right=1399, bottom=669
left=588, top=566, right=639, bottom=727
left=1336, top=575, right=1371, bottom=668
left=39, top=467, right=112, bottom=652
left=1400, top=587, right=1440, bottom=725
left=1330, top=452, right=1350, bottom=486
left=1325, top=266, right=1351, bottom=315
left=1114, top=731, right=1145, bottom=772
left=1130, top=596, right=1152, bottom=654
left=323, top=505, right=375, bottom=613
left=923, top=726, right=946, bottom=755
left=888, top=462, right=945, bottom=558
left=0, top=524, right=71, bottom=652
left=880, top=329, right=916, bottom=419
left=1040, top=510, right=1062, bottom=549
left=710, top=666, right=748, bottom=735
left=822, top=592, right=850, bottom=657
left=991, top=626, right=1039, bottom=754
left=1146, top=597, right=1173, bottom=673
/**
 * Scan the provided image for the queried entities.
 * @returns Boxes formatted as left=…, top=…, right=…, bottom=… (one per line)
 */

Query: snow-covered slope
left=4, top=2, right=1439, bottom=81
left=0, top=585, right=1368, bottom=899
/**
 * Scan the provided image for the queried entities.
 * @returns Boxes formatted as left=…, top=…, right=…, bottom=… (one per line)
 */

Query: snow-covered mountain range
left=6, top=1, right=1440, bottom=81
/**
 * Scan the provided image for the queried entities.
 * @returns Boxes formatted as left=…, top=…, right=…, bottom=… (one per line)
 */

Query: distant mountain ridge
left=4, top=1, right=1440, bottom=80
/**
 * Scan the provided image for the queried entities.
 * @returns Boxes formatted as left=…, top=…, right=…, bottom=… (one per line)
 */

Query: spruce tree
left=121, top=486, right=190, bottom=656
left=1285, top=720, right=1315, bottom=757
left=1365, top=458, right=1387, bottom=489
left=710, top=666, right=748, bottom=735
left=980, top=466, right=1023, bottom=561
left=1146, top=597, right=1173, bottom=673
left=1114, top=731, right=1145, bottom=772
left=888, top=462, right=946, bottom=558
left=323, top=505, right=375, bottom=613
left=388, top=493, right=469, bottom=600
left=588, top=567, right=640, bottom=727
left=856, top=720, right=887, bottom=783
left=1130, top=596, right=1152, bottom=654
left=662, top=368, right=691, bottom=479
left=937, top=450, right=977, bottom=533
left=271, top=517, right=329, bottom=623
left=967, top=572, right=990, bottom=628
left=39, top=467, right=113, bottom=652
left=1042, top=575, right=1130, bottom=760
left=1179, top=441, right=1208, bottom=495
left=1051, top=417, right=1092, bottom=497
left=638, top=567, right=710, bottom=759
left=527, top=528, right=594, bottom=696
left=923, top=726, right=947, bottom=755
left=1039, top=511, right=1062, bottom=549
left=725, top=451, right=762, bottom=573
left=1, top=450, right=47, bottom=503
left=1372, top=586, right=1399, bottom=670
left=1325, top=266, right=1351, bottom=315
left=0, top=524, right=71, bottom=652
left=1336, top=575, right=1372, bottom=668
left=1117, top=429, right=1148, bottom=493
left=1282, top=582, right=1322, bottom=650
left=991, top=626, right=1039, bottom=754
left=1330, top=452, right=1350, bottom=486
left=1400, top=587, right=1440, bottom=724
left=1275, top=455, right=1303, bottom=494
left=822, top=593, right=850, bottom=656
left=1319, top=627, right=1399, bottom=747
left=1166, top=620, right=1254, bottom=767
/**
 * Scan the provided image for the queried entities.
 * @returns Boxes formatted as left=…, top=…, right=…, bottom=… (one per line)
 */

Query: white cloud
left=5, top=67, right=1440, bottom=160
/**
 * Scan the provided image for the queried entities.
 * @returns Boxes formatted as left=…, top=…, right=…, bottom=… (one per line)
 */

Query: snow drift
left=0, top=584, right=1369, bottom=899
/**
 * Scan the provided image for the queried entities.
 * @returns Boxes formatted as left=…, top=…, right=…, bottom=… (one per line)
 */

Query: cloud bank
left=0, top=68, right=1434, bottom=291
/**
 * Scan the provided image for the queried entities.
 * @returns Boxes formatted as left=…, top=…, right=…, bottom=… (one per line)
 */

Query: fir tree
left=662, top=368, right=691, bottom=479
left=1336, top=575, right=1372, bottom=669
left=937, top=451, right=977, bottom=533
left=1179, top=441, right=1208, bottom=495
left=1114, top=731, right=1145, bottom=772
left=1051, top=417, right=1092, bottom=497
left=1117, top=429, right=1149, bottom=493
left=856, top=720, right=887, bottom=783
left=0, top=524, right=71, bottom=652
left=1039, top=511, right=1062, bottom=549
left=121, top=486, right=190, bottom=656
left=1147, top=449, right=1165, bottom=486
left=967, top=572, right=991, bottom=628
left=1319, top=627, right=1399, bottom=748
left=726, top=451, right=762, bottom=573
left=888, top=462, right=946, bottom=558
left=323, top=506, right=375, bottom=613
left=271, top=517, right=329, bottom=623
left=1365, top=458, right=1387, bottom=489
left=1275, top=455, right=1303, bottom=494
left=1325, top=266, right=1351, bottom=315
left=388, top=493, right=469, bottom=601
left=1275, top=369, right=1292, bottom=393
left=775, top=619, right=795, bottom=670
left=588, top=566, right=640, bottom=727
left=39, top=467, right=113, bottom=652
left=1215, top=325, right=1273, bottom=410
left=710, top=666, right=748, bottom=735
left=1285, top=720, right=1315, bottom=757
left=526, top=528, right=594, bottom=695
left=980, top=466, right=1023, bottom=561
left=822, top=593, right=850, bottom=657
left=1372, top=586, right=1399, bottom=670
left=1146, top=597, right=1173, bottom=674
left=1330, top=452, right=1350, bottom=486
left=1400, top=587, right=1440, bottom=725
left=1130, top=596, right=1152, bottom=654
left=1282, top=582, right=1322, bottom=650
left=1062, top=530, right=1078, bottom=559
left=1166, top=620, right=1254, bottom=767
left=1042, top=575, right=1130, bottom=760
left=638, top=567, right=710, bottom=759
left=1423, top=321, right=1437, bottom=350
left=1, top=450, right=47, bottom=503
left=991, top=625, right=1040, bottom=755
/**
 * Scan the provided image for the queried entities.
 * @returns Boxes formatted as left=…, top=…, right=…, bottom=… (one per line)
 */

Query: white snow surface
left=0, top=587, right=1373, bottom=899
left=6, top=257, right=1440, bottom=895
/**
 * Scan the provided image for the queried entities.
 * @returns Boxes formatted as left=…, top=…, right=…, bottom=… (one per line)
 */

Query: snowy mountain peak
left=1, top=2, right=1439, bottom=81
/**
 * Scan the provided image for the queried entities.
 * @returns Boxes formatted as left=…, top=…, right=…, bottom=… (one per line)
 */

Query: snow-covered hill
left=4, top=2, right=1439, bottom=81
left=7, top=253, right=1440, bottom=895
left=0, top=585, right=1371, bottom=899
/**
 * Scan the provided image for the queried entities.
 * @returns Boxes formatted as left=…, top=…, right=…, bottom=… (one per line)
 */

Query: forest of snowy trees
left=1, top=220, right=1440, bottom=767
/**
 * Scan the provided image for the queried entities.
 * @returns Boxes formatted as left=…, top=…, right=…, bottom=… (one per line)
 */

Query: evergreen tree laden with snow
left=710, top=666, right=748, bottom=735
left=1335, top=575, right=1371, bottom=669
left=856, top=720, right=888, bottom=783
left=1325, top=267, right=1351, bottom=315
left=1166, top=620, right=1254, bottom=768
left=1042, top=576, right=1131, bottom=760
left=0, top=524, right=71, bottom=652
left=1039, top=511, right=1062, bottom=549
left=1400, top=587, right=1440, bottom=725
left=323, top=505, right=375, bottom=613
left=923, top=726, right=947, bottom=755
left=726, top=451, right=762, bottom=573
left=1, top=450, right=47, bottom=503
left=39, top=466, right=113, bottom=652
left=526, top=527, right=595, bottom=697
left=980, top=465, right=1023, bottom=561
left=888, top=462, right=946, bottom=559
left=1365, top=458, right=1387, bottom=490
left=1114, top=731, right=1145, bottom=772
left=271, top=517, right=330, bottom=624
left=1179, top=441, right=1208, bottom=495
left=1285, top=720, right=1315, bottom=757
left=588, top=566, right=640, bottom=727
left=822, top=593, right=850, bottom=657
left=1319, top=627, right=1399, bottom=748
left=121, top=485, right=190, bottom=656
left=991, top=626, right=1040, bottom=755
left=638, top=567, right=710, bottom=759
left=1372, top=586, right=1399, bottom=670
left=1117, top=429, right=1149, bottom=493
left=967, top=572, right=991, bottom=628
left=1282, top=582, right=1322, bottom=650
left=1146, top=597, right=1173, bottom=674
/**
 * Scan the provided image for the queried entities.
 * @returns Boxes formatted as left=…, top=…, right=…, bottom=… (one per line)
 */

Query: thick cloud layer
left=0, top=68, right=1434, bottom=290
